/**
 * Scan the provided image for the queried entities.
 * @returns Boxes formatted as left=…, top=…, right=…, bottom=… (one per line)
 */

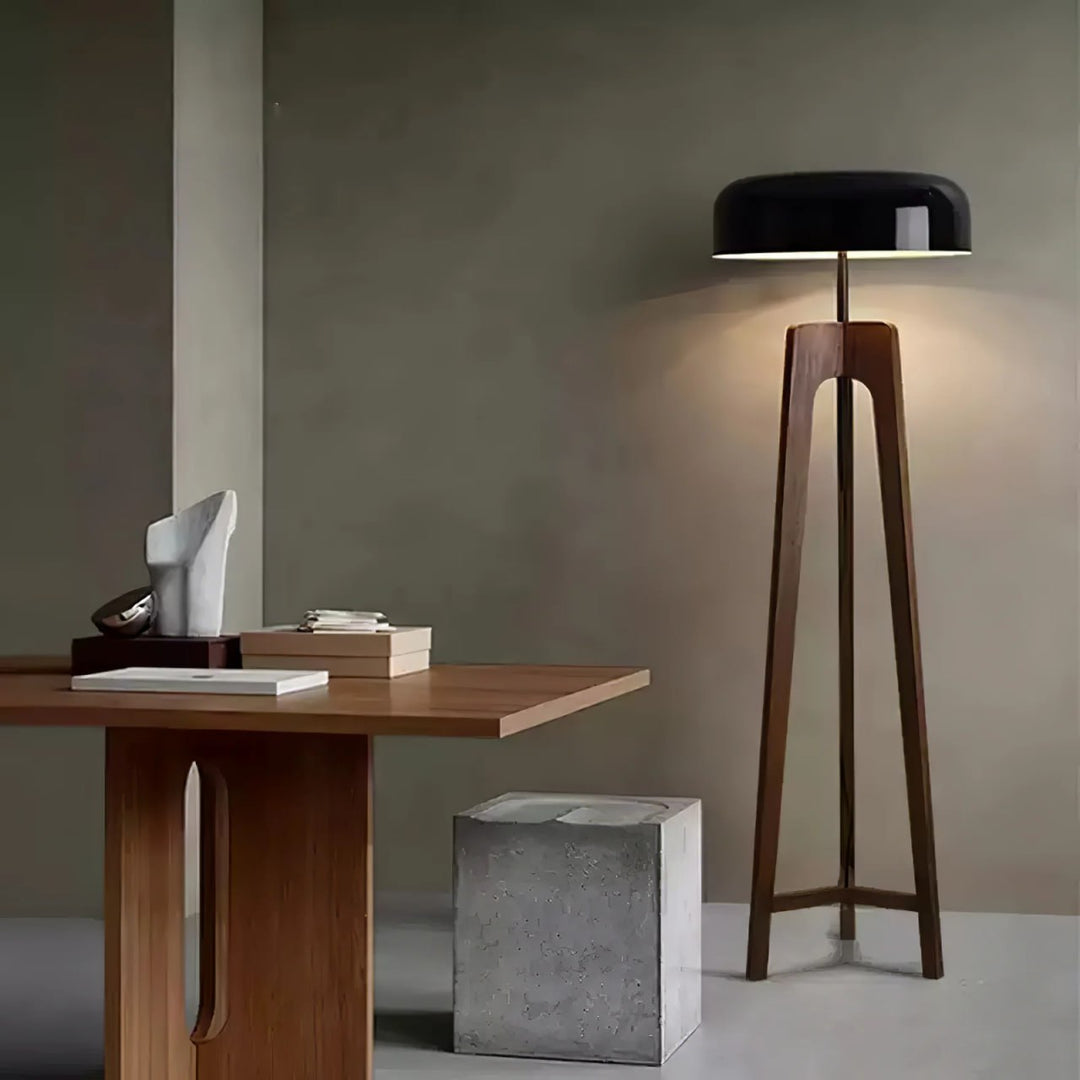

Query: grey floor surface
left=0, top=901, right=1076, bottom=1078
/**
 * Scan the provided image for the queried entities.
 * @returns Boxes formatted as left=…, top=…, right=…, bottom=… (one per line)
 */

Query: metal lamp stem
left=836, top=251, right=856, bottom=939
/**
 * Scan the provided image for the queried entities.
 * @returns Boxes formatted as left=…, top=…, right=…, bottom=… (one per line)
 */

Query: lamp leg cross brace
left=745, top=255, right=943, bottom=981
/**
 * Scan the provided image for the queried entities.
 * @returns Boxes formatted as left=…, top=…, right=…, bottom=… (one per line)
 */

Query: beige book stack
left=240, top=626, right=432, bottom=679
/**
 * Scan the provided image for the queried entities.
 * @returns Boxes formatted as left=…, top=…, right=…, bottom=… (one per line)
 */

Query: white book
left=70, top=667, right=329, bottom=696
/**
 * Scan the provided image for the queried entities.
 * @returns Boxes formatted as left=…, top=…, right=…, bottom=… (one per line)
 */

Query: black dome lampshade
left=713, top=171, right=971, bottom=260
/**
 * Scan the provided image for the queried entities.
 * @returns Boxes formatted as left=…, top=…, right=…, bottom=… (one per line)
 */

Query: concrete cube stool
left=453, top=792, right=701, bottom=1066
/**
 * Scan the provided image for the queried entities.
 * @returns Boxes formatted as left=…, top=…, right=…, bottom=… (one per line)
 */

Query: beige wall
left=0, top=2, right=174, bottom=915
left=0, top=0, right=263, bottom=917
left=266, top=0, right=1079, bottom=913
left=174, top=0, right=264, bottom=635
left=0, top=0, right=1072, bottom=919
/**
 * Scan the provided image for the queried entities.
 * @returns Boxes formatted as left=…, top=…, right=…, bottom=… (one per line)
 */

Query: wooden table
left=0, top=664, right=648, bottom=1080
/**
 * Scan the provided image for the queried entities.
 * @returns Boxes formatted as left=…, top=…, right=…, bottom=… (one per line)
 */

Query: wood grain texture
left=193, top=732, right=373, bottom=1080
left=747, top=322, right=942, bottom=981
left=847, top=322, right=944, bottom=979
left=846, top=886, right=919, bottom=912
left=105, top=729, right=374, bottom=1080
left=0, top=664, right=649, bottom=737
left=105, top=730, right=194, bottom=1080
left=746, top=323, right=842, bottom=981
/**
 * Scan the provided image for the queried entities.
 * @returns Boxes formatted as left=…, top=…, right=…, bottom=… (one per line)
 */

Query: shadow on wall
left=504, top=258, right=1071, bottom=905
left=370, top=237, right=1075, bottom=917
left=371, top=244, right=1075, bottom=914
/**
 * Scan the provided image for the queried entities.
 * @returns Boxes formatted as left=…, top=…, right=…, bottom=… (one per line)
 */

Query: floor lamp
left=712, top=172, right=971, bottom=981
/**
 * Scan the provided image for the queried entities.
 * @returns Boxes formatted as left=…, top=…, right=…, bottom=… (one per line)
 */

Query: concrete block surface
left=453, top=793, right=702, bottom=1065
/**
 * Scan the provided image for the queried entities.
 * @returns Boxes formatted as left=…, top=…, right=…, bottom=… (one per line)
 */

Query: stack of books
left=240, top=623, right=431, bottom=679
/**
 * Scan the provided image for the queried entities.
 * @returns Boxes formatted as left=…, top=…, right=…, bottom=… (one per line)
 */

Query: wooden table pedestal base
left=105, top=728, right=373, bottom=1080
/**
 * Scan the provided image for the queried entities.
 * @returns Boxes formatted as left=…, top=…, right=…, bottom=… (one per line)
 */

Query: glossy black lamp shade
left=713, top=171, right=971, bottom=260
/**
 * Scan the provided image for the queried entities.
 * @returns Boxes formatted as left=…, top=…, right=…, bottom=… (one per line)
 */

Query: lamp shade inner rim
left=712, top=249, right=971, bottom=261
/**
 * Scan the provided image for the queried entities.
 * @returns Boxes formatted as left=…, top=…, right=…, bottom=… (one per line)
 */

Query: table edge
left=496, top=668, right=651, bottom=737
left=0, top=665, right=651, bottom=738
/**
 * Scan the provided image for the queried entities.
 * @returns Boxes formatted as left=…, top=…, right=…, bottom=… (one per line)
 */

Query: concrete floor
left=1, top=901, right=1076, bottom=1078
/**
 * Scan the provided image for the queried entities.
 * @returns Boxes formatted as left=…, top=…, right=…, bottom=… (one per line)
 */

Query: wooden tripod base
left=746, top=321, right=943, bottom=981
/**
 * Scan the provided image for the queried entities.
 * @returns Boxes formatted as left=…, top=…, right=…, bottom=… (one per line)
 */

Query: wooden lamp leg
left=746, top=325, right=842, bottom=981
left=747, top=321, right=943, bottom=982
left=849, top=323, right=944, bottom=978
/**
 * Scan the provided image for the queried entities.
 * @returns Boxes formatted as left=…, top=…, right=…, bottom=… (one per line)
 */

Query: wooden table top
left=0, top=664, right=649, bottom=738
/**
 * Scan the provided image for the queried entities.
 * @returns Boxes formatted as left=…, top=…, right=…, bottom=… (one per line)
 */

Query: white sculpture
left=146, top=491, right=237, bottom=637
